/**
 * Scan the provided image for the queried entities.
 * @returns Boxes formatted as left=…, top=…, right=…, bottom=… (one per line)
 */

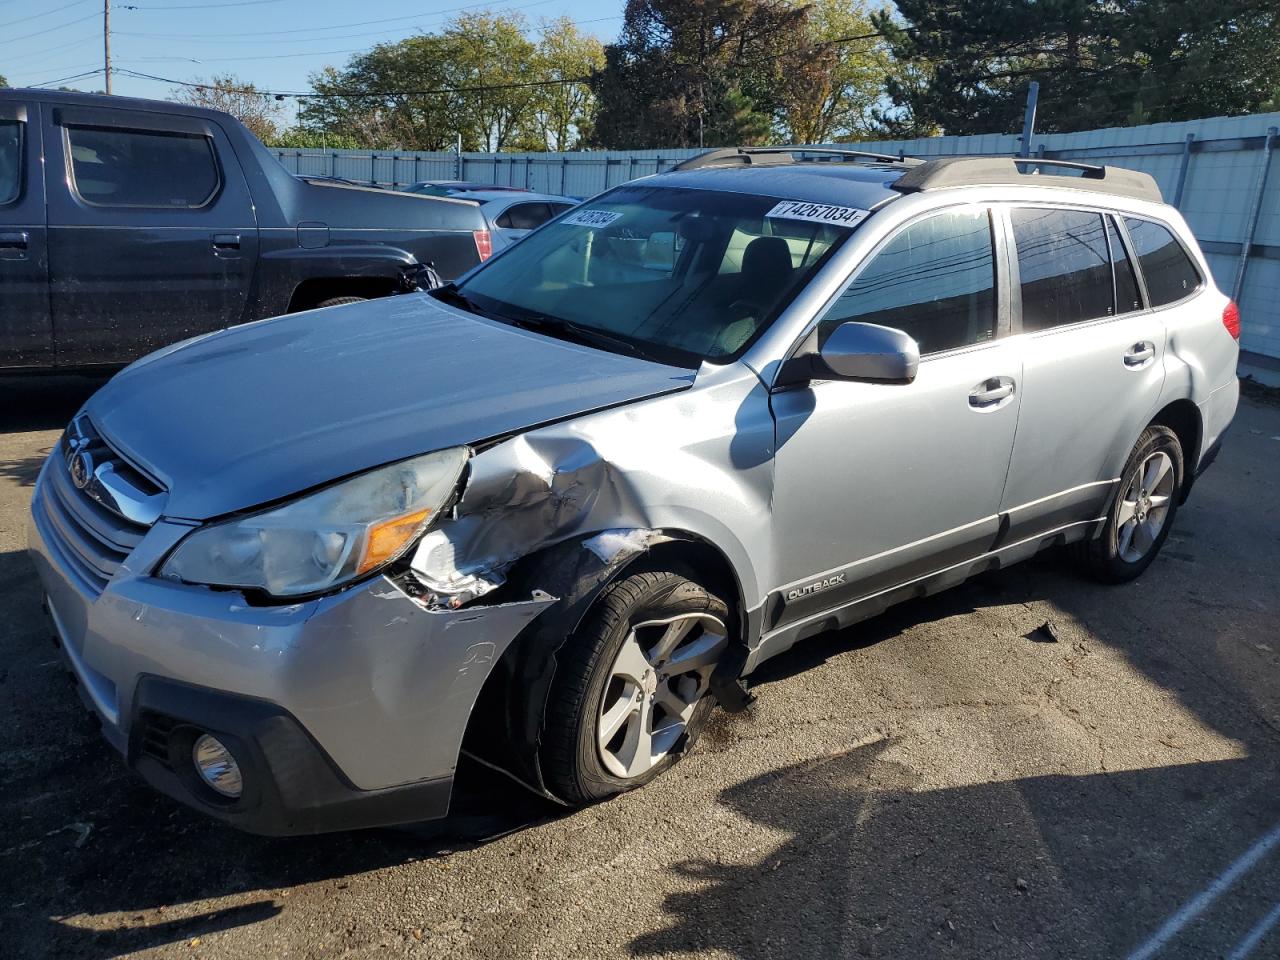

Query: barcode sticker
left=560, top=209, right=623, bottom=228
left=766, top=200, right=869, bottom=227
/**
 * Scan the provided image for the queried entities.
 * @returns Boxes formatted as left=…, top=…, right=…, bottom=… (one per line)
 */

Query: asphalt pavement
left=1, top=374, right=1278, bottom=960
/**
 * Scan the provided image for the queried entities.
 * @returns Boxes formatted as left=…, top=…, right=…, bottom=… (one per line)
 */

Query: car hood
left=87, top=296, right=695, bottom=520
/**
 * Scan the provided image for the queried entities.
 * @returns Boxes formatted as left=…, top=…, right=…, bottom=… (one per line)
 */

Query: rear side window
left=497, top=202, right=553, bottom=230
left=1108, top=216, right=1143, bottom=314
left=1012, top=208, right=1113, bottom=330
left=0, top=120, right=21, bottom=205
left=819, top=208, right=996, bottom=355
left=1124, top=217, right=1202, bottom=307
left=67, top=126, right=220, bottom=208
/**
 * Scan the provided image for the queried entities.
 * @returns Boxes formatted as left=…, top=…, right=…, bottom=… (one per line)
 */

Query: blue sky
left=2, top=0, right=625, bottom=108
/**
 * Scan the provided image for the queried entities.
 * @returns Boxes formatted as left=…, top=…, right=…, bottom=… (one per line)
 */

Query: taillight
left=473, top=230, right=492, bottom=261
left=1223, top=300, right=1241, bottom=340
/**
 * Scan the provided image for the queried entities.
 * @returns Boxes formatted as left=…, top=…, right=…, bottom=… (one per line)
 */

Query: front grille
left=33, top=415, right=164, bottom=597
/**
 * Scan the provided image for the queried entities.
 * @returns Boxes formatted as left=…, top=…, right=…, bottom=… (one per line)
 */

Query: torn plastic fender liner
left=462, top=529, right=672, bottom=802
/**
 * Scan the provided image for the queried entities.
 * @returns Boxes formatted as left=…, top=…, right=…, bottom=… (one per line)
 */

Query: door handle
left=1124, top=341, right=1156, bottom=367
left=969, top=376, right=1016, bottom=410
left=0, top=231, right=28, bottom=260
left=211, top=233, right=241, bottom=251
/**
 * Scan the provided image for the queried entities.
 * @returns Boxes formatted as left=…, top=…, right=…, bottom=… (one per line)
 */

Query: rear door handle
left=1124, top=341, right=1156, bottom=367
left=0, top=231, right=29, bottom=259
left=969, top=376, right=1016, bottom=410
left=211, top=233, right=241, bottom=254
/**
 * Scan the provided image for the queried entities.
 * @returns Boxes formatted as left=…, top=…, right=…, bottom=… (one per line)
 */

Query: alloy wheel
left=1116, top=450, right=1176, bottom=563
left=596, top=613, right=727, bottom=779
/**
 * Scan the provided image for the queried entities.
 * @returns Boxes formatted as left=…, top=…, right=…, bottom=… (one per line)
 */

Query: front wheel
left=541, top=569, right=729, bottom=805
left=1074, top=425, right=1183, bottom=583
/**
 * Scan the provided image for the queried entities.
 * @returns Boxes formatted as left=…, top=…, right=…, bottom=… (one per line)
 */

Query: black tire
left=1074, top=424, right=1184, bottom=583
left=315, top=296, right=367, bottom=309
left=541, top=569, right=729, bottom=805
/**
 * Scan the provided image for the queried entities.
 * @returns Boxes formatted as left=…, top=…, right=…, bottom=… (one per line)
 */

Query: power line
left=122, top=0, right=288, bottom=9
left=0, top=10, right=100, bottom=45
left=114, top=0, right=561, bottom=41
left=5, top=0, right=92, bottom=31
left=117, top=66, right=597, bottom=99
left=29, top=67, right=106, bottom=88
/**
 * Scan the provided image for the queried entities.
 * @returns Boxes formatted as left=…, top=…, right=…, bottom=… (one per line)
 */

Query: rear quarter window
left=1123, top=217, right=1202, bottom=307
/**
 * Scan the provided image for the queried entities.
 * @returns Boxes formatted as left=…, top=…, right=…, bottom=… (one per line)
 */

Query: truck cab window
left=0, top=121, right=21, bottom=205
left=67, top=126, right=220, bottom=208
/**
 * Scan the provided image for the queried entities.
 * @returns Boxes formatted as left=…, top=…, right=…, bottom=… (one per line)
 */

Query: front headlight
left=161, top=447, right=468, bottom=597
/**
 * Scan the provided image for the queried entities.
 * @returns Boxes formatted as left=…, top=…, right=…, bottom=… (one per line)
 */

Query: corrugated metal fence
left=275, top=112, right=1280, bottom=361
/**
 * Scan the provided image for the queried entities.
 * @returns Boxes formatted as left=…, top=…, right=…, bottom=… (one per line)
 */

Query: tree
left=876, top=0, right=1280, bottom=136
left=297, top=12, right=561, bottom=152
left=267, top=126, right=362, bottom=150
left=170, top=74, right=285, bottom=142
left=526, top=17, right=606, bottom=151
left=592, top=0, right=816, bottom=149
left=443, top=12, right=539, bottom=151
left=780, top=0, right=895, bottom=144
left=299, top=37, right=462, bottom=151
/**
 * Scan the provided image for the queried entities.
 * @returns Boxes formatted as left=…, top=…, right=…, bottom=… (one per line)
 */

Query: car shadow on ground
left=0, top=374, right=109, bottom=434
left=630, top=548, right=1280, bottom=959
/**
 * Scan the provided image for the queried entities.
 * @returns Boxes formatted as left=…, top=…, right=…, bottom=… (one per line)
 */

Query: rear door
left=0, top=99, right=51, bottom=369
left=43, top=104, right=258, bottom=365
left=998, top=205, right=1167, bottom=541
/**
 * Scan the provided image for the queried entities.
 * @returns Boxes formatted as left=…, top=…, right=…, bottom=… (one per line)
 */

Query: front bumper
left=28, top=457, right=554, bottom=834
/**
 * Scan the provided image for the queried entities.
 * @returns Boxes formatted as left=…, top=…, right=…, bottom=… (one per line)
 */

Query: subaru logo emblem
left=70, top=451, right=94, bottom=490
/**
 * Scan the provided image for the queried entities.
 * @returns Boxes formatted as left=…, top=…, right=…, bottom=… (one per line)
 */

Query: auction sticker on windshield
left=561, top=209, right=624, bottom=228
left=766, top=200, right=869, bottom=227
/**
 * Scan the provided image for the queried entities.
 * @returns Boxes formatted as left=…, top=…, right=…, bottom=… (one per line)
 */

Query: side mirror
left=816, top=321, right=920, bottom=383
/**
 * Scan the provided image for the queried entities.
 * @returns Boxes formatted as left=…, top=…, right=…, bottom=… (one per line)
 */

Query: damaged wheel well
left=458, top=530, right=747, bottom=800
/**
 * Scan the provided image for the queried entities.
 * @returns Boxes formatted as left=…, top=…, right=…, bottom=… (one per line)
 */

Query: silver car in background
left=28, top=148, right=1239, bottom=834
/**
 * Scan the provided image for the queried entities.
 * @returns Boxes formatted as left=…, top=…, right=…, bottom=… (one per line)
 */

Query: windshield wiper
left=430, top=282, right=481, bottom=315
left=512, top=313, right=645, bottom=359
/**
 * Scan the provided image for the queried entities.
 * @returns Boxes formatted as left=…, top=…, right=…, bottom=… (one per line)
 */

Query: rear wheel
left=541, top=569, right=729, bottom=805
left=1074, top=425, right=1183, bottom=583
left=315, top=296, right=367, bottom=309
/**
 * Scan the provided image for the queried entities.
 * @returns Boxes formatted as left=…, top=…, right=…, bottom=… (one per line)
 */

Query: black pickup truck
left=0, top=89, right=490, bottom=370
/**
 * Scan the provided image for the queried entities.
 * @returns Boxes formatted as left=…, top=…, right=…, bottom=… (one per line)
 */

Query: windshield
left=454, top=184, right=860, bottom=366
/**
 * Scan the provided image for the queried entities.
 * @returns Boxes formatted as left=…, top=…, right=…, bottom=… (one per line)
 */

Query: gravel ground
left=1, top=375, right=1278, bottom=960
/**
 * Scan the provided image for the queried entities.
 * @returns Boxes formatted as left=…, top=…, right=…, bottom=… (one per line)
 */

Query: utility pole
left=103, top=0, right=112, bottom=94
left=1018, top=81, right=1039, bottom=157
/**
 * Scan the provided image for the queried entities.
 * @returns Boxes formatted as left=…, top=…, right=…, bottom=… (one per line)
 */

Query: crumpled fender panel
left=405, top=364, right=777, bottom=800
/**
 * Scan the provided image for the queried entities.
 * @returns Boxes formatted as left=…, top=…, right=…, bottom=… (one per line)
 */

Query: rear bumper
left=28, top=455, right=555, bottom=833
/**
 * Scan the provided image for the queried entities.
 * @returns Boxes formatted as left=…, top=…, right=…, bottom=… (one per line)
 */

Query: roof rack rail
left=672, top=146, right=924, bottom=172
left=892, top=156, right=1162, bottom=203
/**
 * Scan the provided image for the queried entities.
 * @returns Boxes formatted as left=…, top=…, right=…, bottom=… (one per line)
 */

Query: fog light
left=192, top=733, right=243, bottom=799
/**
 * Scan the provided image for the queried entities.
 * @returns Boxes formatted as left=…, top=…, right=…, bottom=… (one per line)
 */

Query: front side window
left=1124, top=217, right=1202, bottom=307
left=454, top=185, right=859, bottom=365
left=1012, top=208, right=1114, bottom=331
left=67, top=126, right=220, bottom=208
left=0, top=120, right=21, bottom=205
left=817, top=208, right=997, bottom=355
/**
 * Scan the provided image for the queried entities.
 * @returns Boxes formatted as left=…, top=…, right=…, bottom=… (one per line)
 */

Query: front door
left=0, top=99, right=51, bottom=369
left=998, top=207, right=1169, bottom=541
left=43, top=104, right=258, bottom=366
left=769, top=206, right=1021, bottom=634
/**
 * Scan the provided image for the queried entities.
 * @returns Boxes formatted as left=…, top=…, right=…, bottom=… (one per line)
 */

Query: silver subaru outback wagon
left=28, top=148, right=1239, bottom=835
